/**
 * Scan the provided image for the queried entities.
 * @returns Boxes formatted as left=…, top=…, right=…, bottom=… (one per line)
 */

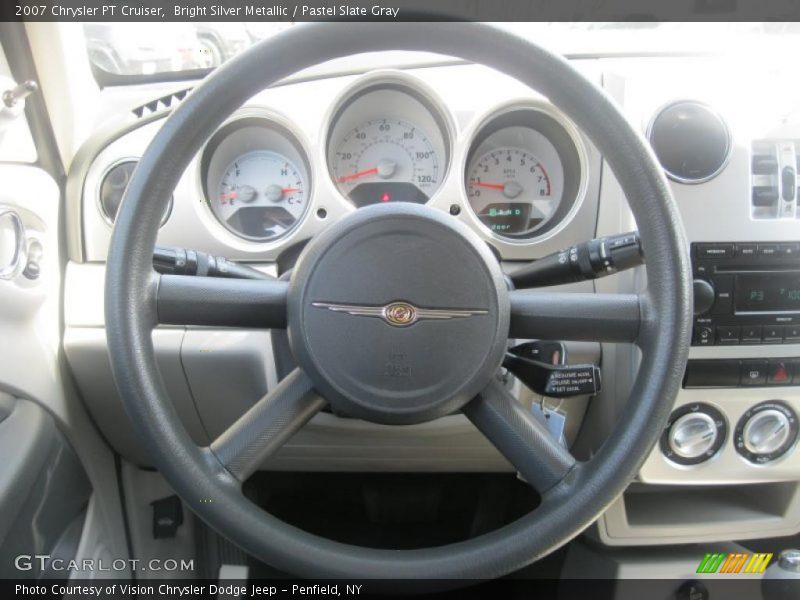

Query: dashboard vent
left=131, top=88, right=190, bottom=119
left=647, top=100, right=731, bottom=184
left=99, top=160, right=172, bottom=227
left=751, top=140, right=798, bottom=219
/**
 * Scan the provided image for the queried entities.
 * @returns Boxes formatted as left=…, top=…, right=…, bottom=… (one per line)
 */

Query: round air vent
left=647, top=101, right=731, bottom=184
left=99, top=160, right=172, bottom=226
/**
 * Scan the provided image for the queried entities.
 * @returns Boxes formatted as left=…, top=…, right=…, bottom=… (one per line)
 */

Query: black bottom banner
left=3, top=577, right=794, bottom=600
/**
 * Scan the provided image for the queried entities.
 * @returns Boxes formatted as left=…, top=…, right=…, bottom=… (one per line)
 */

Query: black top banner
left=3, top=0, right=800, bottom=22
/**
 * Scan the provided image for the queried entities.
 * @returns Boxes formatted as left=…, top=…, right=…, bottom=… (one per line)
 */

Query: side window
left=0, top=44, right=37, bottom=163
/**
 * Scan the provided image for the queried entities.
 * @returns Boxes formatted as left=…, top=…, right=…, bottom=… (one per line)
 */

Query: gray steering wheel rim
left=105, top=22, right=692, bottom=579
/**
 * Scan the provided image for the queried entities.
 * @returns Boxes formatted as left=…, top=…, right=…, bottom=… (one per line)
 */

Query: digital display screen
left=735, top=273, right=800, bottom=313
left=478, top=203, right=536, bottom=234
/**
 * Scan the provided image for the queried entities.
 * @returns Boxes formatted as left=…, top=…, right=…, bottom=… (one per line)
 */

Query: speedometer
left=331, top=119, right=441, bottom=207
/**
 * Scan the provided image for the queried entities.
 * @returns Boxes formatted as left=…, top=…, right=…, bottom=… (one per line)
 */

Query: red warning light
left=774, top=364, right=789, bottom=383
left=381, top=192, right=391, bottom=203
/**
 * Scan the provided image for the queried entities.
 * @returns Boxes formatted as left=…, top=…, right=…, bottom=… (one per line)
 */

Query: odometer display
left=476, top=202, right=532, bottom=234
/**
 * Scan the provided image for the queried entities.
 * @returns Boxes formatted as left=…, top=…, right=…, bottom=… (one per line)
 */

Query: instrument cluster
left=91, top=71, right=591, bottom=259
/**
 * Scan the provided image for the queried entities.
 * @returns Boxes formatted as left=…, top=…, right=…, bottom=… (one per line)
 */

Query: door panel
left=0, top=164, right=129, bottom=577
left=0, top=395, right=92, bottom=579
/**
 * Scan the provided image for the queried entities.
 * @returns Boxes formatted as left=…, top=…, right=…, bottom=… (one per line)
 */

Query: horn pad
left=287, top=203, right=509, bottom=424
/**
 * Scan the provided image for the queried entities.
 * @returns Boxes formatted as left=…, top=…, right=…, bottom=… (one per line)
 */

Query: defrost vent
left=751, top=140, right=799, bottom=219
left=131, top=88, right=190, bottom=119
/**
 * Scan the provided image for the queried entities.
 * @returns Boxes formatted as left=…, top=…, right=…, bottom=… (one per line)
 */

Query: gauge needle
left=471, top=181, right=505, bottom=190
left=220, top=191, right=238, bottom=201
left=264, top=184, right=302, bottom=203
left=337, top=167, right=379, bottom=183
left=472, top=180, right=523, bottom=199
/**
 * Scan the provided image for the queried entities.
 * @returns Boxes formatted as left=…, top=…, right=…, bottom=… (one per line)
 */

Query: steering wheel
left=105, top=23, right=692, bottom=579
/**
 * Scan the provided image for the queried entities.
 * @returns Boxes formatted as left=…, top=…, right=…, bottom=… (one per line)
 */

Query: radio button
left=693, top=325, right=714, bottom=346
left=763, top=325, right=784, bottom=343
left=711, top=293, right=733, bottom=315
left=741, top=326, right=763, bottom=343
left=711, top=275, right=734, bottom=315
left=784, top=326, right=800, bottom=342
left=767, top=360, right=793, bottom=385
left=758, top=244, right=779, bottom=257
left=736, top=243, right=758, bottom=257
left=778, top=243, right=799, bottom=257
left=697, top=243, right=734, bottom=259
left=716, top=325, right=740, bottom=344
left=741, top=360, right=768, bottom=385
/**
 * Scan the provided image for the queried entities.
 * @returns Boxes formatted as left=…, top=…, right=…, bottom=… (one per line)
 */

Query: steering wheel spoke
left=509, top=289, right=642, bottom=343
left=463, top=379, right=577, bottom=494
left=155, top=273, right=289, bottom=328
left=208, top=368, right=326, bottom=481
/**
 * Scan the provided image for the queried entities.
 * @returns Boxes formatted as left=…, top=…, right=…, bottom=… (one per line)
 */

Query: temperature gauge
left=212, top=150, right=307, bottom=241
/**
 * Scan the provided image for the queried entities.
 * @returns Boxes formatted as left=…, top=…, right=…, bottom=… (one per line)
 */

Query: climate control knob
left=670, top=412, right=718, bottom=457
left=744, top=410, right=791, bottom=454
left=660, top=403, right=726, bottom=465
left=735, top=401, right=799, bottom=464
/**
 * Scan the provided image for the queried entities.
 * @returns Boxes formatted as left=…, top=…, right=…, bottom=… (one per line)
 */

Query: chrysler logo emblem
left=384, top=302, right=416, bottom=326
left=311, top=301, right=488, bottom=327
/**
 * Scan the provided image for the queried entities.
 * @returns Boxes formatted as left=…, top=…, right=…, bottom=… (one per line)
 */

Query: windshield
left=82, top=22, right=800, bottom=81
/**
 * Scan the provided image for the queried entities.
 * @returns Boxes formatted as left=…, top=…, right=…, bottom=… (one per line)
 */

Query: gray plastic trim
left=598, top=481, right=800, bottom=546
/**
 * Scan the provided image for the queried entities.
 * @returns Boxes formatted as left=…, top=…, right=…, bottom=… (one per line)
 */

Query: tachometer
left=331, top=119, right=441, bottom=207
left=212, top=150, right=307, bottom=241
left=465, top=116, right=578, bottom=239
left=467, top=146, right=560, bottom=235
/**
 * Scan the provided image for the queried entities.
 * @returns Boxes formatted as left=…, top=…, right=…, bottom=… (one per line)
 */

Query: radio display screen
left=735, top=273, right=800, bottom=313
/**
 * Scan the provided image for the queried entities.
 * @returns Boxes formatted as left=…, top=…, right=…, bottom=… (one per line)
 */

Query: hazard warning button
left=767, top=360, right=796, bottom=385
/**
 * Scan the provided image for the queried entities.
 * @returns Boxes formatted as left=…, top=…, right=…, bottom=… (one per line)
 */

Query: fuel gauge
left=212, top=150, right=307, bottom=241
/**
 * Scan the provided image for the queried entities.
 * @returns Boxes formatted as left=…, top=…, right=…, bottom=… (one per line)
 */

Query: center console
left=595, top=63, right=800, bottom=547
left=673, top=243, right=800, bottom=466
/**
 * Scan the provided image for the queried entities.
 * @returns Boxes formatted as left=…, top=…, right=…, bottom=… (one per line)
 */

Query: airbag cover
left=287, top=203, right=509, bottom=424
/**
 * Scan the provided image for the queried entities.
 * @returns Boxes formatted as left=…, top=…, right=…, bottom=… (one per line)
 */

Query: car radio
left=692, top=241, right=800, bottom=346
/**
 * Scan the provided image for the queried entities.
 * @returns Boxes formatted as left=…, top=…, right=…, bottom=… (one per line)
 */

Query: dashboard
left=79, top=68, right=600, bottom=264
left=64, top=54, right=800, bottom=550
